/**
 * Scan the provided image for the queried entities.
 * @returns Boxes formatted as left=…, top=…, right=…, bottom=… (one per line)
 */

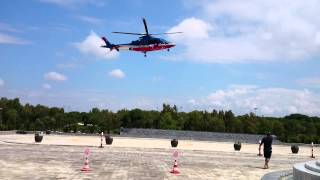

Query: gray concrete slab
left=0, top=142, right=313, bottom=180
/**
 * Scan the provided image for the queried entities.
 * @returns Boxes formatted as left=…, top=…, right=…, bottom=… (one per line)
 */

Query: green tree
left=257, top=119, right=273, bottom=134
left=224, top=110, right=235, bottom=132
left=272, top=121, right=285, bottom=141
left=5, top=109, right=19, bottom=130
left=241, top=114, right=258, bottom=134
left=160, top=112, right=176, bottom=129
left=305, top=122, right=317, bottom=136
left=207, top=116, right=225, bottom=132
left=184, top=111, right=204, bottom=131
left=34, top=118, right=44, bottom=131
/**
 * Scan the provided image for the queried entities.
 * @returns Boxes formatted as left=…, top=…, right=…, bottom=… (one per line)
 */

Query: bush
left=35, top=132, right=43, bottom=143
left=105, top=135, right=113, bottom=145
left=171, top=139, right=178, bottom=147
left=291, top=145, right=299, bottom=154
left=234, top=141, right=241, bottom=151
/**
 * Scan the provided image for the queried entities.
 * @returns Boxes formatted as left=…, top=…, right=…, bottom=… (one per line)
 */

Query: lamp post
left=254, top=107, right=258, bottom=116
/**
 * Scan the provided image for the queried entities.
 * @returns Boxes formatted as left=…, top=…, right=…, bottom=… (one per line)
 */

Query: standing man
left=259, top=132, right=273, bottom=169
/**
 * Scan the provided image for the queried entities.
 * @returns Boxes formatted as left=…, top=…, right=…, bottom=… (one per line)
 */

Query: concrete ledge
left=293, top=161, right=320, bottom=180
left=261, top=169, right=292, bottom=180
left=305, top=161, right=320, bottom=173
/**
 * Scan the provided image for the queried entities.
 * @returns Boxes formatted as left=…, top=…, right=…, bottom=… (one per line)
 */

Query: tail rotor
left=101, top=37, right=119, bottom=51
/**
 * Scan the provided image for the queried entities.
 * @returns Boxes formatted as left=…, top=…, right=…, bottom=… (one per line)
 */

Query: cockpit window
left=159, top=38, right=169, bottom=44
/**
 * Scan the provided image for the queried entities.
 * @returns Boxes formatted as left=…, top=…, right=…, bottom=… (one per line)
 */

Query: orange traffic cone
left=170, top=160, right=180, bottom=174
left=81, top=157, right=91, bottom=172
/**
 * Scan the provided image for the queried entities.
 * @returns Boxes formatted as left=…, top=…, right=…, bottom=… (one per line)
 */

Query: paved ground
left=0, top=135, right=315, bottom=180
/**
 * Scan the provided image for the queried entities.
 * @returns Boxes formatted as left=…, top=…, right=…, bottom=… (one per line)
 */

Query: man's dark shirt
left=261, top=136, right=273, bottom=151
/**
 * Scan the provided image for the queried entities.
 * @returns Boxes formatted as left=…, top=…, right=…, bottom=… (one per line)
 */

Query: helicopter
left=101, top=18, right=182, bottom=57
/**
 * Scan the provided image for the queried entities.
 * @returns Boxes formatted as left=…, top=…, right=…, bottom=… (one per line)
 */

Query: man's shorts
left=264, top=150, right=272, bottom=159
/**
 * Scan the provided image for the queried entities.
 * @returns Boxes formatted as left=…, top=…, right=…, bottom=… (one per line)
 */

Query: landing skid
left=142, top=49, right=170, bottom=57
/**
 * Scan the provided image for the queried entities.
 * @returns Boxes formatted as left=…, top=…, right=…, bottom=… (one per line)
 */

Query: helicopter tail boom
left=101, top=37, right=119, bottom=51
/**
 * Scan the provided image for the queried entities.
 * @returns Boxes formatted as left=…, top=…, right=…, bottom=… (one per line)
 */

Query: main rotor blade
left=112, top=32, right=146, bottom=35
left=142, top=18, right=149, bottom=35
left=149, top=32, right=183, bottom=35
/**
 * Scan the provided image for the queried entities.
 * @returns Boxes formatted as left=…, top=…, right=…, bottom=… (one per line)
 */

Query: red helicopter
left=101, top=18, right=181, bottom=57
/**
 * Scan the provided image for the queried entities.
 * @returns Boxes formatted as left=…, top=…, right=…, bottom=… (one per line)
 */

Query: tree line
left=0, top=97, right=320, bottom=143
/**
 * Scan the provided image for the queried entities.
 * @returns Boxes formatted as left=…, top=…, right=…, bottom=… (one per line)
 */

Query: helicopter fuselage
left=101, top=18, right=181, bottom=57
left=102, top=35, right=175, bottom=54
left=117, top=36, right=175, bottom=52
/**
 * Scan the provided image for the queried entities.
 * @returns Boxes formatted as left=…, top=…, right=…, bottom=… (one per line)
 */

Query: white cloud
left=151, top=76, right=163, bottom=83
left=0, top=78, right=4, bottom=86
left=0, top=22, right=21, bottom=33
left=75, top=31, right=119, bottom=59
left=168, top=0, right=320, bottom=63
left=0, top=32, right=29, bottom=45
left=109, top=69, right=125, bottom=79
left=76, top=15, right=103, bottom=25
left=188, top=85, right=320, bottom=116
left=298, top=77, right=320, bottom=89
left=57, top=62, right=79, bottom=69
left=2, top=83, right=320, bottom=116
left=0, top=88, right=167, bottom=112
left=168, top=17, right=212, bottom=41
left=38, top=0, right=104, bottom=8
left=188, top=99, right=196, bottom=105
left=44, top=72, right=67, bottom=81
left=42, top=83, right=52, bottom=89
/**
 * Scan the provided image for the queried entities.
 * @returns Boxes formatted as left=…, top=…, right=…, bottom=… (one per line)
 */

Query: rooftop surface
left=0, top=134, right=315, bottom=179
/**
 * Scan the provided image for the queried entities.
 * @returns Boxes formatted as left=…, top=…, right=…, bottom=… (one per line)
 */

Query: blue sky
left=1, top=0, right=320, bottom=116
